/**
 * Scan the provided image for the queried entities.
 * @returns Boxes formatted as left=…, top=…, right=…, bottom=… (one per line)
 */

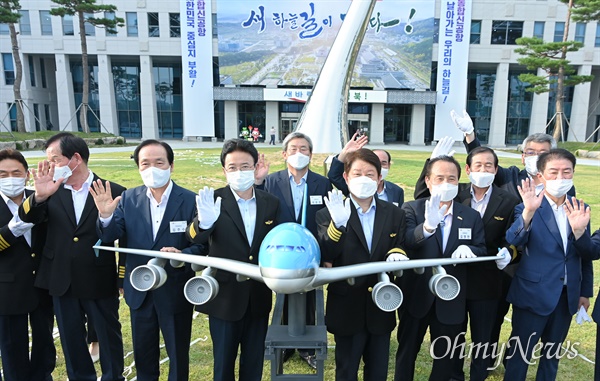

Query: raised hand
left=324, top=189, right=351, bottom=228
left=31, top=160, right=63, bottom=202
left=254, top=153, right=270, bottom=185
left=430, top=136, right=456, bottom=160
left=338, top=131, right=369, bottom=162
left=89, top=179, right=121, bottom=218
left=450, top=109, right=474, bottom=134
left=518, top=178, right=544, bottom=213
left=564, top=197, right=591, bottom=239
left=423, top=194, right=448, bottom=231
left=196, top=186, right=222, bottom=229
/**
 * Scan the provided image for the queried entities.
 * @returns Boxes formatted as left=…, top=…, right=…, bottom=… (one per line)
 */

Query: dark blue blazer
left=505, top=199, right=593, bottom=316
left=262, top=169, right=332, bottom=237
left=581, top=230, right=600, bottom=322
left=97, top=182, right=203, bottom=313
left=328, top=156, right=404, bottom=206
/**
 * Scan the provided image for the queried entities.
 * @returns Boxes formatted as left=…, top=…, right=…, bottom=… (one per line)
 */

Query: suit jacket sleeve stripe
left=327, top=221, right=343, bottom=242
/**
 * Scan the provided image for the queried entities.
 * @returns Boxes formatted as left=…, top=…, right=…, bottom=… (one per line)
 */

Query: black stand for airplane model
left=264, top=288, right=327, bottom=380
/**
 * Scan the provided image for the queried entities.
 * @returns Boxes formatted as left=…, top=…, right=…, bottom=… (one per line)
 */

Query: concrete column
left=409, top=104, right=426, bottom=145
left=370, top=103, right=384, bottom=144
left=224, top=101, right=238, bottom=140
left=139, top=55, right=158, bottom=139
left=529, top=69, right=550, bottom=134
left=488, top=63, right=509, bottom=147
left=265, top=101, right=279, bottom=143
left=568, top=65, right=592, bottom=142
left=97, top=55, right=119, bottom=135
left=54, top=54, right=77, bottom=132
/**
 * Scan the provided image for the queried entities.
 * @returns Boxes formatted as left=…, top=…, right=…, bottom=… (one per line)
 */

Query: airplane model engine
left=170, top=260, right=185, bottom=269
left=428, top=266, right=460, bottom=301
left=130, top=258, right=168, bottom=292
left=184, top=267, right=219, bottom=305
left=371, top=273, right=403, bottom=312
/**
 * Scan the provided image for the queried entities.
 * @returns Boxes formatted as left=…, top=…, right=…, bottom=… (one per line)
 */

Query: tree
left=567, top=0, right=600, bottom=22
left=50, top=0, right=123, bottom=133
left=515, top=0, right=594, bottom=141
left=0, top=0, right=26, bottom=133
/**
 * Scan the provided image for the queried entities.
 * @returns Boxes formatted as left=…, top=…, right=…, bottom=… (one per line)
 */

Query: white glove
left=496, top=247, right=511, bottom=270
left=7, top=215, right=34, bottom=237
left=430, top=136, right=456, bottom=159
left=196, top=187, right=222, bottom=230
left=450, top=109, right=474, bottom=134
left=451, top=245, right=477, bottom=259
left=423, top=194, right=448, bottom=231
left=576, top=305, right=592, bottom=325
left=387, top=253, right=409, bottom=262
left=324, top=189, right=351, bottom=228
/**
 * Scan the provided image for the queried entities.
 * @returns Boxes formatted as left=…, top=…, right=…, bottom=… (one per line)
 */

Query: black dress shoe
left=299, top=353, right=317, bottom=370
left=282, top=348, right=295, bottom=362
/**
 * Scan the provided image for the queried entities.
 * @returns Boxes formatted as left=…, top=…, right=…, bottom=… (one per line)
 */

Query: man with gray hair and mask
left=254, top=131, right=332, bottom=369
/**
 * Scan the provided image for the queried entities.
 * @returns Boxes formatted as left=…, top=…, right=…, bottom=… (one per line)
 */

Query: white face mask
left=544, top=178, right=573, bottom=198
left=348, top=176, right=378, bottom=199
left=0, top=177, right=27, bottom=198
left=431, top=182, right=459, bottom=202
left=140, top=167, right=171, bottom=189
left=380, top=168, right=389, bottom=180
left=468, top=171, right=495, bottom=188
left=226, top=170, right=255, bottom=192
left=524, top=155, right=539, bottom=176
left=53, top=157, right=77, bottom=183
left=286, top=152, right=310, bottom=170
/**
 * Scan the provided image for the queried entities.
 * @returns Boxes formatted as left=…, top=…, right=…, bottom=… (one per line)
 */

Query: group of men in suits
left=1, top=118, right=599, bottom=381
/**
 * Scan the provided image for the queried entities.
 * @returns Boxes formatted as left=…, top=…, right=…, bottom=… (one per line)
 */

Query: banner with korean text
left=181, top=0, right=215, bottom=137
left=434, top=0, right=472, bottom=140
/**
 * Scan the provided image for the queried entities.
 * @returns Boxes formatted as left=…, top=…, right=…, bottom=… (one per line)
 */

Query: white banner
left=263, top=88, right=388, bottom=103
left=181, top=0, right=215, bottom=137
left=434, top=0, right=472, bottom=141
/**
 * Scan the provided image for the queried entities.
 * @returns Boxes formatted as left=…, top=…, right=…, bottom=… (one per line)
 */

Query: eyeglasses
left=225, top=165, right=254, bottom=173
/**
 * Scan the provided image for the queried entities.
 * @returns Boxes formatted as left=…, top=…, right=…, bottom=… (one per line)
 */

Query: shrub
left=95, top=138, right=105, bottom=145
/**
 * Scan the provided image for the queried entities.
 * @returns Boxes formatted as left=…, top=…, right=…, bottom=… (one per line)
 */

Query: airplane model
left=94, top=221, right=502, bottom=313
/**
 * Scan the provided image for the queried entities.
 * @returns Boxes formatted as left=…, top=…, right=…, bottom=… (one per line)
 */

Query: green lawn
left=24, top=147, right=599, bottom=380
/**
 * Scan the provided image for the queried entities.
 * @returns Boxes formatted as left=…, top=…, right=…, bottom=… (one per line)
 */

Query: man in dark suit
left=581, top=229, right=600, bottom=380
left=0, top=149, right=55, bottom=381
left=317, top=148, right=407, bottom=381
left=19, top=133, right=125, bottom=381
left=394, top=155, right=487, bottom=381
left=254, top=131, right=332, bottom=368
left=91, top=140, right=203, bottom=380
left=328, top=131, right=404, bottom=206
left=186, top=139, right=280, bottom=381
left=503, top=149, right=593, bottom=380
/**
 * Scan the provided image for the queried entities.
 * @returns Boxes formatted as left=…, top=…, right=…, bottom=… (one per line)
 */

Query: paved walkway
left=21, top=139, right=600, bottom=167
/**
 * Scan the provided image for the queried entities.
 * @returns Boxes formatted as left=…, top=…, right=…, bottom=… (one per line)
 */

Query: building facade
left=0, top=0, right=598, bottom=145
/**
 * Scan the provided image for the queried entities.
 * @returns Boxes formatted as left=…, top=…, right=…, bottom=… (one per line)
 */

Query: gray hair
left=522, top=133, right=557, bottom=152
left=282, top=132, right=314, bottom=153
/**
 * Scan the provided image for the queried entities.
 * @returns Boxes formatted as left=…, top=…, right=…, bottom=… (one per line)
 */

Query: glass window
left=7, top=103, right=17, bottom=131
left=505, top=70, right=533, bottom=145
left=0, top=23, right=8, bottom=35
left=491, top=21, right=523, bottom=45
left=19, top=10, right=31, bottom=35
left=40, top=58, right=47, bottom=88
left=596, top=24, right=600, bottom=47
left=574, top=23, right=586, bottom=44
left=533, top=21, right=544, bottom=40
left=169, top=13, right=180, bottom=37
left=105, top=12, right=117, bottom=36
left=554, top=22, right=565, bottom=42
left=113, top=63, right=142, bottom=138
left=33, top=103, right=40, bottom=131
left=2, top=53, right=15, bottom=85
left=148, top=12, right=159, bottom=37
left=71, top=60, right=101, bottom=132
left=44, top=104, right=52, bottom=130
left=466, top=69, right=496, bottom=144
left=383, top=105, right=412, bottom=143
left=62, top=14, right=74, bottom=36
left=28, top=55, right=36, bottom=87
left=470, top=20, right=481, bottom=44
left=238, top=102, right=266, bottom=141
left=126, top=12, right=138, bottom=37
left=433, top=18, right=439, bottom=44
left=153, top=63, right=183, bottom=138
left=40, top=10, right=52, bottom=35
left=546, top=78, right=573, bottom=138
left=83, top=13, right=95, bottom=36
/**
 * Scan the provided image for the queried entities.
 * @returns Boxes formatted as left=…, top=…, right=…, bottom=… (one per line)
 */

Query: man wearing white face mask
left=504, top=149, right=593, bottom=381
left=91, top=140, right=203, bottom=381
left=254, top=131, right=332, bottom=368
left=316, top=148, right=407, bottom=381
left=0, top=149, right=56, bottom=381
left=186, top=139, right=280, bottom=381
left=18, top=132, right=126, bottom=381
left=394, top=155, right=487, bottom=381
left=328, top=131, right=404, bottom=206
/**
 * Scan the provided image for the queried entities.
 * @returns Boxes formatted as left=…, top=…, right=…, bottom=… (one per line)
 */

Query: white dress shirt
left=350, top=196, right=376, bottom=252
left=470, top=185, right=493, bottom=218
left=64, top=170, right=94, bottom=225
left=146, top=181, right=173, bottom=240
left=288, top=170, right=307, bottom=220
left=377, top=182, right=388, bottom=202
left=231, top=187, right=257, bottom=247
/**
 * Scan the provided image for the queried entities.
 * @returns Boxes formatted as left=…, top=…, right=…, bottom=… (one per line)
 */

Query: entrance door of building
left=280, top=118, right=297, bottom=141
left=348, top=120, right=369, bottom=139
